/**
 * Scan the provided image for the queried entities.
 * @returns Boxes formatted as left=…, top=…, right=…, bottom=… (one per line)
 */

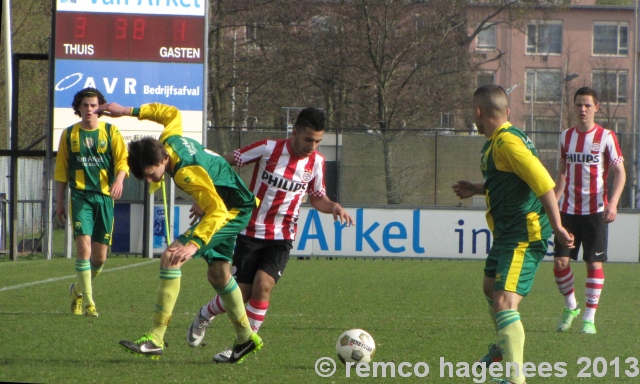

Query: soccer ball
left=335, top=329, right=376, bottom=364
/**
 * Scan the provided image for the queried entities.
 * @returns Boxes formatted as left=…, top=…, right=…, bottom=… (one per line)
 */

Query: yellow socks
left=90, top=261, right=103, bottom=280
left=217, top=278, right=252, bottom=343
left=72, top=261, right=103, bottom=301
left=75, top=259, right=93, bottom=306
left=149, top=268, right=181, bottom=345
left=496, top=309, right=525, bottom=384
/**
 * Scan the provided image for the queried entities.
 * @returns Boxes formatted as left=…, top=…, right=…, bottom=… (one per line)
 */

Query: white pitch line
left=0, top=259, right=159, bottom=293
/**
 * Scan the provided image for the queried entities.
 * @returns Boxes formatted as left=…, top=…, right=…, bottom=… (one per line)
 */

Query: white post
left=634, top=0, right=639, bottom=208
left=3, top=0, right=12, bottom=146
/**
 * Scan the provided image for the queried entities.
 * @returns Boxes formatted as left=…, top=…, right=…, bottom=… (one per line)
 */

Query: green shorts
left=178, top=207, right=252, bottom=265
left=484, top=238, right=547, bottom=297
left=70, top=189, right=114, bottom=245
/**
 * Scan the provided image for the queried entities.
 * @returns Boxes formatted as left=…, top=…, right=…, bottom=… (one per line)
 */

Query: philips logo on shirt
left=261, top=170, right=307, bottom=193
left=566, top=153, right=600, bottom=164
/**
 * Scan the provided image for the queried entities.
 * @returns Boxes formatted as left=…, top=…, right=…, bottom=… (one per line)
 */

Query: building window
left=476, top=71, right=495, bottom=87
left=593, top=23, right=628, bottom=56
left=477, top=24, right=496, bottom=50
left=600, top=118, right=627, bottom=133
left=527, top=22, right=562, bottom=54
left=525, top=69, right=561, bottom=103
left=440, top=112, right=455, bottom=128
left=246, top=23, right=266, bottom=45
left=592, top=70, right=628, bottom=104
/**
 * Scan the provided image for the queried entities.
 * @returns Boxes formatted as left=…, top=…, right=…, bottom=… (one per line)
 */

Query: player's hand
left=189, top=203, right=204, bottom=226
left=55, top=203, right=66, bottom=223
left=110, top=180, right=124, bottom=200
left=452, top=180, right=481, bottom=199
left=555, top=227, right=575, bottom=249
left=602, top=204, right=617, bottom=224
left=165, top=242, right=197, bottom=266
left=332, top=205, right=354, bottom=227
left=98, top=102, right=131, bottom=118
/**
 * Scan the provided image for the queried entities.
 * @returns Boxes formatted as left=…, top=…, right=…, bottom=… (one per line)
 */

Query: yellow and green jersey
left=481, top=122, right=554, bottom=242
left=134, top=103, right=257, bottom=250
left=54, top=122, right=129, bottom=195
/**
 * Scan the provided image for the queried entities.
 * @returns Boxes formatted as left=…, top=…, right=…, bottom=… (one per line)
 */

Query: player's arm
left=452, top=180, right=485, bottom=199
left=165, top=166, right=229, bottom=264
left=225, top=140, right=267, bottom=168
left=223, top=152, right=237, bottom=166
left=539, top=189, right=574, bottom=248
left=497, top=133, right=573, bottom=247
left=603, top=161, right=626, bottom=223
left=495, top=132, right=555, bottom=196
left=176, top=166, right=229, bottom=248
left=98, top=102, right=183, bottom=143
left=553, top=162, right=567, bottom=202
left=109, top=126, right=129, bottom=200
left=54, top=131, right=70, bottom=222
left=309, top=195, right=354, bottom=226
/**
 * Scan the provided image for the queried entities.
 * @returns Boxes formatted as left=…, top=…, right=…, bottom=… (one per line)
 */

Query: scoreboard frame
left=51, top=0, right=208, bottom=151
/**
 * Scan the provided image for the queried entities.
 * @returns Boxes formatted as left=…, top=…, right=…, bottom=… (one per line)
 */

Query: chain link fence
left=205, top=127, right=639, bottom=209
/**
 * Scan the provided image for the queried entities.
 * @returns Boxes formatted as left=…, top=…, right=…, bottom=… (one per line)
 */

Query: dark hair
left=72, top=87, right=107, bottom=117
left=294, top=107, right=325, bottom=131
left=127, top=138, right=168, bottom=180
left=574, top=86, right=599, bottom=104
left=473, top=84, right=508, bottom=115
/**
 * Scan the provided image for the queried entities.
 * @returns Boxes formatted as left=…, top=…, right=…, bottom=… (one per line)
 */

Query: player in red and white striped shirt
left=553, top=87, right=626, bottom=335
left=186, top=108, right=354, bottom=361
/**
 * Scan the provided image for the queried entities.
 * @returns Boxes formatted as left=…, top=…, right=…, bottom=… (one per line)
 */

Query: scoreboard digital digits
left=55, top=12, right=204, bottom=62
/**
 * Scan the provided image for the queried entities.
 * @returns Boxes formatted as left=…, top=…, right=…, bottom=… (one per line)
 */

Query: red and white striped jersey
left=233, top=139, right=326, bottom=240
left=558, top=124, right=624, bottom=215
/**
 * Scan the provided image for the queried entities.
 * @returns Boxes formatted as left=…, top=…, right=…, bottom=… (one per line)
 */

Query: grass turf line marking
left=0, top=259, right=159, bottom=293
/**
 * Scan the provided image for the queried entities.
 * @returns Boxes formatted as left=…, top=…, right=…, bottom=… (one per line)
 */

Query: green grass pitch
left=0, top=257, right=638, bottom=383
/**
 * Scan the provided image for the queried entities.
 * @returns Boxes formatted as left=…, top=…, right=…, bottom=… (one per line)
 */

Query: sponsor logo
left=566, top=153, right=600, bottom=164
left=232, top=342, right=255, bottom=360
left=83, top=137, right=94, bottom=148
left=261, top=170, right=307, bottom=193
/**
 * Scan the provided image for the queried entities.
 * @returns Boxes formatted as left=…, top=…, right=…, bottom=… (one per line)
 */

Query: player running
left=185, top=107, right=354, bottom=362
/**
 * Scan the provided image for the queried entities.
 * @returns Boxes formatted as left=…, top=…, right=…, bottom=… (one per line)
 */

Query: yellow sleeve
left=54, top=129, right=69, bottom=183
left=174, top=165, right=228, bottom=249
left=136, top=103, right=183, bottom=143
left=109, top=124, right=129, bottom=177
left=494, top=133, right=555, bottom=197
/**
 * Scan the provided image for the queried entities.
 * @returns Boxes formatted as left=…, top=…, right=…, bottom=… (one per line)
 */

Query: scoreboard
left=52, top=0, right=207, bottom=150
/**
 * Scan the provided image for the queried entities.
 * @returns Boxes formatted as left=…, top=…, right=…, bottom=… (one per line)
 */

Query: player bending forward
left=186, top=107, right=354, bottom=362
left=101, top=102, right=262, bottom=363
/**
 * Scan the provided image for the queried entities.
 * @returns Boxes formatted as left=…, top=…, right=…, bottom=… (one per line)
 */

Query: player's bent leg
left=208, top=262, right=253, bottom=344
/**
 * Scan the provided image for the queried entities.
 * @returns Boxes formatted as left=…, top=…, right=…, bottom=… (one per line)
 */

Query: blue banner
left=53, top=60, right=204, bottom=111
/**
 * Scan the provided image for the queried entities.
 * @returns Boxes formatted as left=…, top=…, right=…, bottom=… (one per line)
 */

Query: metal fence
left=206, top=127, right=639, bottom=210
